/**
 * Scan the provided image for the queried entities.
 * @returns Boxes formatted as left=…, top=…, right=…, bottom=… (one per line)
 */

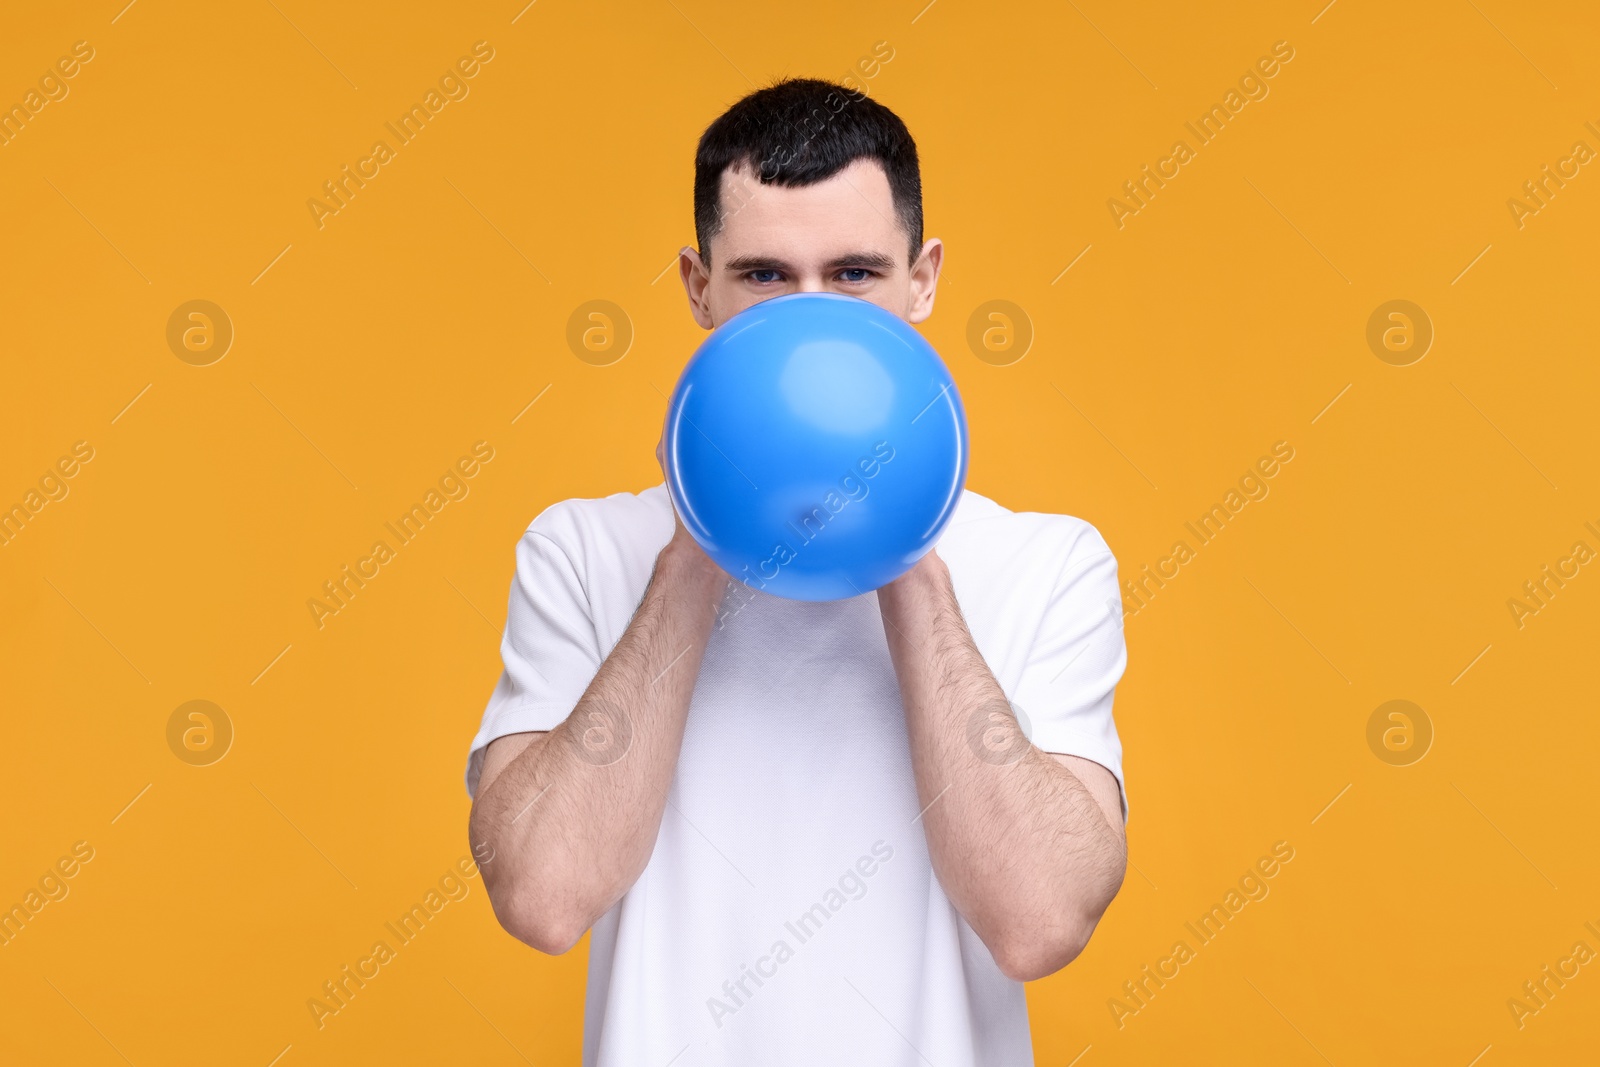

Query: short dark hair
left=693, top=78, right=923, bottom=267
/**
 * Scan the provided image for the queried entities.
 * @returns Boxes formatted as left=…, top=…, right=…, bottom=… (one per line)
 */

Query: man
left=464, top=78, right=1129, bottom=1065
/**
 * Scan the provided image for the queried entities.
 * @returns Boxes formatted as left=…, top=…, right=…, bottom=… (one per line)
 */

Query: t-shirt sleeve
left=1010, top=523, right=1130, bottom=822
left=463, top=516, right=602, bottom=799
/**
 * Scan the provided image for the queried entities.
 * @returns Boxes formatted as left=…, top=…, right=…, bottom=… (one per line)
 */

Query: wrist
left=658, top=532, right=726, bottom=589
left=884, top=547, right=946, bottom=591
left=876, top=549, right=949, bottom=619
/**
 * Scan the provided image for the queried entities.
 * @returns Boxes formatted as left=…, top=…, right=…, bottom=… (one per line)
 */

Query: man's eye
left=748, top=269, right=783, bottom=284
left=838, top=268, right=874, bottom=283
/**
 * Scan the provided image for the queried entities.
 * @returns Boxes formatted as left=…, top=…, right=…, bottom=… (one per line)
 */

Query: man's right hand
left=656, top=396, right=722, bottom=572
left=467, top=403, right=730, bottom=956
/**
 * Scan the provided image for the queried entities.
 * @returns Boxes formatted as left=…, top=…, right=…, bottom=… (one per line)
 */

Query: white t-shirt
left=464, top=483, right=1128, bottom=1066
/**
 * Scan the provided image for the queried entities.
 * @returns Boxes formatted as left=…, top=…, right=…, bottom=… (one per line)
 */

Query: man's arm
left=876, top=548, right=1127, bottom=982
left=467, top=528, right=727, bottom=954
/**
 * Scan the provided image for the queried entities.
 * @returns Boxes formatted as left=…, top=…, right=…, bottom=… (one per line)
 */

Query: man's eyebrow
left=825, top=251, right=897, bottom=270
left=721, top=251, right=899, bottom=272
left=721, top=255, right=790, bottom=272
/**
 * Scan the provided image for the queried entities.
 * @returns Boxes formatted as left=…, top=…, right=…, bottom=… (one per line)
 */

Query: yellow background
left=2, top=0, right=1597, bottom=1063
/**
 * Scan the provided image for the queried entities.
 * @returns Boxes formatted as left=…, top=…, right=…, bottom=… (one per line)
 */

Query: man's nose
left=795, top=273, right=828, bottom=293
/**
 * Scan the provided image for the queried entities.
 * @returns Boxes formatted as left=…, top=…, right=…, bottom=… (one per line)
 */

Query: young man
left=464, top=78, right=1129, bottom=1065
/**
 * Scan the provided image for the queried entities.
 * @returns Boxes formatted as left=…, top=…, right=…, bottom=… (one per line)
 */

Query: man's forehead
left=714, top=159, right=901, bottom=258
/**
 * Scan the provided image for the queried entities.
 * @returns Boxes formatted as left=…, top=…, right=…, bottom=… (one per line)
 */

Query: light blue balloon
left=664, top=292, right=968, bottom=601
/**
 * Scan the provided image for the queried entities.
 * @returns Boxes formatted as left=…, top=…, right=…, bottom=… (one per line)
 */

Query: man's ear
left=906, top=238, right=943, bottom=325
left=678, top=246, right=715, bottom=330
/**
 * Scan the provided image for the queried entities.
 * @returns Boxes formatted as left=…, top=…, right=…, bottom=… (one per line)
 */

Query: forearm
left=878, top=553, right=1126, bottom=979
left=470, top=536, right=727, bottom=952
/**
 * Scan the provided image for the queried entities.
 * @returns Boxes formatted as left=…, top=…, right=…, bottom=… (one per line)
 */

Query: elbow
left=501, top=900, right=589, bottom=956
left=522, top=920, right=588, bottom=957
left=993, top=852, right=1129, bottom=980
left=470, top=824, right=594, bottom=955
left=991, top=880, right=1121, bottom=982
left=992, top=920, right=1096, bottom=983
left=487, top=885, right=590, bottom=956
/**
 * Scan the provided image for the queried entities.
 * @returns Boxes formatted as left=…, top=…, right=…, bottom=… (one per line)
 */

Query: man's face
left=679, top=158, right=943, bottom=330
